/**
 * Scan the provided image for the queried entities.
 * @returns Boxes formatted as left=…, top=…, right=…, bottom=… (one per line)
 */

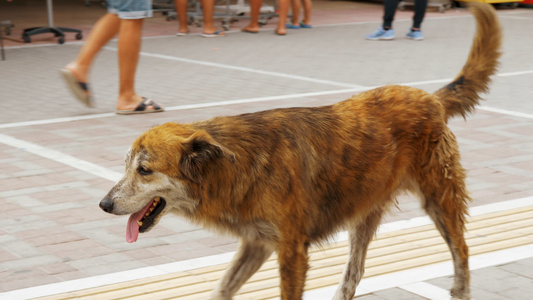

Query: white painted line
left=0, top=88, right=364, bottom=130
left=0, top=134, right=122, bottom=182
left=104, top=47, right=366, bottom=89
left=2, top=197, right=531, bottom=300
left=469, top=196, right=533, bottom=215
left=0, top=113, right=115, bottom=129
left=164, top=87, right=367, bottom=111
left=497, top=70, right=533, bottom=77
left=399, top=282, right=452, bottom=300
left=1, top=76, right=533, bottom=130
left=0, top=252, right=237, bottom=300
left=479, top=106, right=533, bottom=119
left=500, top=15, right=533, bottom=21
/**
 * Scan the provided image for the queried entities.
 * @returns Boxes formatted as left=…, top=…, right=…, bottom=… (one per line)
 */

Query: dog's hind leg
left=418, top=129, right=471, bottom=300
left=211, top=239, right=274, bottom=300
left=333, top=207, right=385, bottom=300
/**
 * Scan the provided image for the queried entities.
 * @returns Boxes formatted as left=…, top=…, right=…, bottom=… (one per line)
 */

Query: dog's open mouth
left=126, top=196, right=166, bottom=243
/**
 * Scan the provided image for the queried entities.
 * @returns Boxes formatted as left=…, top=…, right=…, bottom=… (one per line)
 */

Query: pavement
left=0, top=0, right=532, bottom=299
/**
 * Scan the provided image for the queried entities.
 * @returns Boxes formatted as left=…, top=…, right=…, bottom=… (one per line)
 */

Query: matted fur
left=100, top=3, right=501, bottom=299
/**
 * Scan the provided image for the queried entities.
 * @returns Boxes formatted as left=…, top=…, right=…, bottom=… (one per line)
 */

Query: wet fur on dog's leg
left=419, top=128, right=471, bottom=299
left=333, top=208, right=385, bottom=300
left=211, top=240, right=274, bottom=299
left=278, top=234, right=310, bottom=300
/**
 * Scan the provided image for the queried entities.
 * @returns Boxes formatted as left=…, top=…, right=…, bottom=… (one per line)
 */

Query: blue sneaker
left=406, top=29, right=424, bottom=40
left=366, top=27, right=395, bottom=40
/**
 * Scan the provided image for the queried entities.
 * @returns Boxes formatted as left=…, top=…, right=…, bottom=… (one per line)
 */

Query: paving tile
left=373, top=288, right=428, bottom=300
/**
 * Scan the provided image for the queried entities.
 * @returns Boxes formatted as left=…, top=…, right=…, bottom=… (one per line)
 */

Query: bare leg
left=212, top=240, right=274, bottom=299
left=201, top=0, right=224, bottom=35
left=242, top=0, right=263, bottom=32
left=65, top=13, right=120, bottom=85
left=333, top=208, right=384, bottom=300
left=301, top=0, right=312, bottom=26
left=174, top=0, right=189, bottom=34
left=276, top=0, right=290, bottom=35
left=290, top=0, right=301, bottom=25
left=116, top=19, right=146, bottom=110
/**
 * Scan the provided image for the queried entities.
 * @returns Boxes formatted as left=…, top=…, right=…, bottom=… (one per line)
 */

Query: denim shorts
left=107, top=0, right=153, bottom=19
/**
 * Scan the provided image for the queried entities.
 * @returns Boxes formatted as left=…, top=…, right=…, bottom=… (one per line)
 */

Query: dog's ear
left=180, top=130, right=235, bottom=183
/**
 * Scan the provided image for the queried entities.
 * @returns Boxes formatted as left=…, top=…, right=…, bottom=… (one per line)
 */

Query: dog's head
left=99, top=123, right=235, bottom=243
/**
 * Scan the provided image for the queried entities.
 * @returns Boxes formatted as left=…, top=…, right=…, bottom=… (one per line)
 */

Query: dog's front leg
left=211, top=239, right=274, bottom=300
left=278, top=236, right=310, bottom=300
left=333, top=208, right=384, bottom=300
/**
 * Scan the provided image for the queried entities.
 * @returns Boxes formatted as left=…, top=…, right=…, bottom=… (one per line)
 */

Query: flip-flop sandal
left=241, top=28, right=259, bottom=34
left=60, top=68, right=95, bottom=108
left=299, top=22, right=312, bottom=29
left=176, top=31, right=190, bottom=36
left=202, top=30, right=225, bottom=38
left=286, top=23, right=301, bottom=29
left=116, top=97, right=165, bottom=115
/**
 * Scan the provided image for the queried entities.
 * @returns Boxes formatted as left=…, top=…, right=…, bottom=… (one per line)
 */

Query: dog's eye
left=137, top=166, right=153, bottom=176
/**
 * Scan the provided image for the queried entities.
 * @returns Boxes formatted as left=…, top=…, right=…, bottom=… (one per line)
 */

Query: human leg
left=412, top=0, right=428, bottom=29
left=64, top=13, right=120, bottom=93
left=383, top=0, right=399, bottom=29
left=366, top=0, right=397, bottom=40
left=276, top=0, right=290, bottom=35
left=174, top=0, right=190, bottom=35
left=290, top=0, right=301, bottom=26
left=115, top=18, right=146, bottom=110
left=301, top=0, right=312, bottom=26
left=201, top=0, right=224, bottom=35
left=242, top=0, right=263, bottom=33
left=110, top=0, right=161, bottom=112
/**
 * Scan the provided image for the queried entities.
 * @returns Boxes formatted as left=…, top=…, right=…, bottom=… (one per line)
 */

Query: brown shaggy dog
left=100, top=2, right=501, bottom=299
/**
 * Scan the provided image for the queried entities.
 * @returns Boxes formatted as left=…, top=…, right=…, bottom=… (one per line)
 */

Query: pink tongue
left=126, top=199, right=155, bottom=243
left=126, top=212, right=142, bottom=243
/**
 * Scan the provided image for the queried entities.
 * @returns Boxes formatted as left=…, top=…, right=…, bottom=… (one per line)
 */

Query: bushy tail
left=434, top=2, right=502, bottom=120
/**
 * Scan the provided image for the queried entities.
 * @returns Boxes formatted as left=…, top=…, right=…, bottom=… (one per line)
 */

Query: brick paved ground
left=1, top=1, right=532, bottom=299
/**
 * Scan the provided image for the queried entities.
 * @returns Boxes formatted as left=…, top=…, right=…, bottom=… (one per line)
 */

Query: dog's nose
left=99, top=196, right=114, bottom=213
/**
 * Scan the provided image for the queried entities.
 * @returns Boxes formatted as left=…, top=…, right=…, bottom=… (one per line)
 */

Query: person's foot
left=116, top=97, right=164, bottom=115
left=241, top=24, right=259, bottom=33
left=202, top=30, right=225, bottom=38
left=286, top=23, right=301, bottom=29
left=202, top=25, right=225, bottom=37
left=406, top=29, right=424, bottom=40
left=366, top=27, right=395, bottom=40
left=275, top=26, right=286, bottom=36
left=176, top=28, right=190, bottom=36
left=64, top=63, right=88, bottom=83
left=117, top=95, right=160, bottom=111
left=61, top=63, right=95, bottom=108
left=299, top=22, right=312, bottom=29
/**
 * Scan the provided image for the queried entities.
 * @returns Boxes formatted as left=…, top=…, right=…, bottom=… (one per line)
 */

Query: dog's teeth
left=137, top=221, right=143, bottom=227
left=150, top=207, right=154, bottom=212
left=153, top=202, right=157, bottom=207
left=145, top=212, right=150, bottom=217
